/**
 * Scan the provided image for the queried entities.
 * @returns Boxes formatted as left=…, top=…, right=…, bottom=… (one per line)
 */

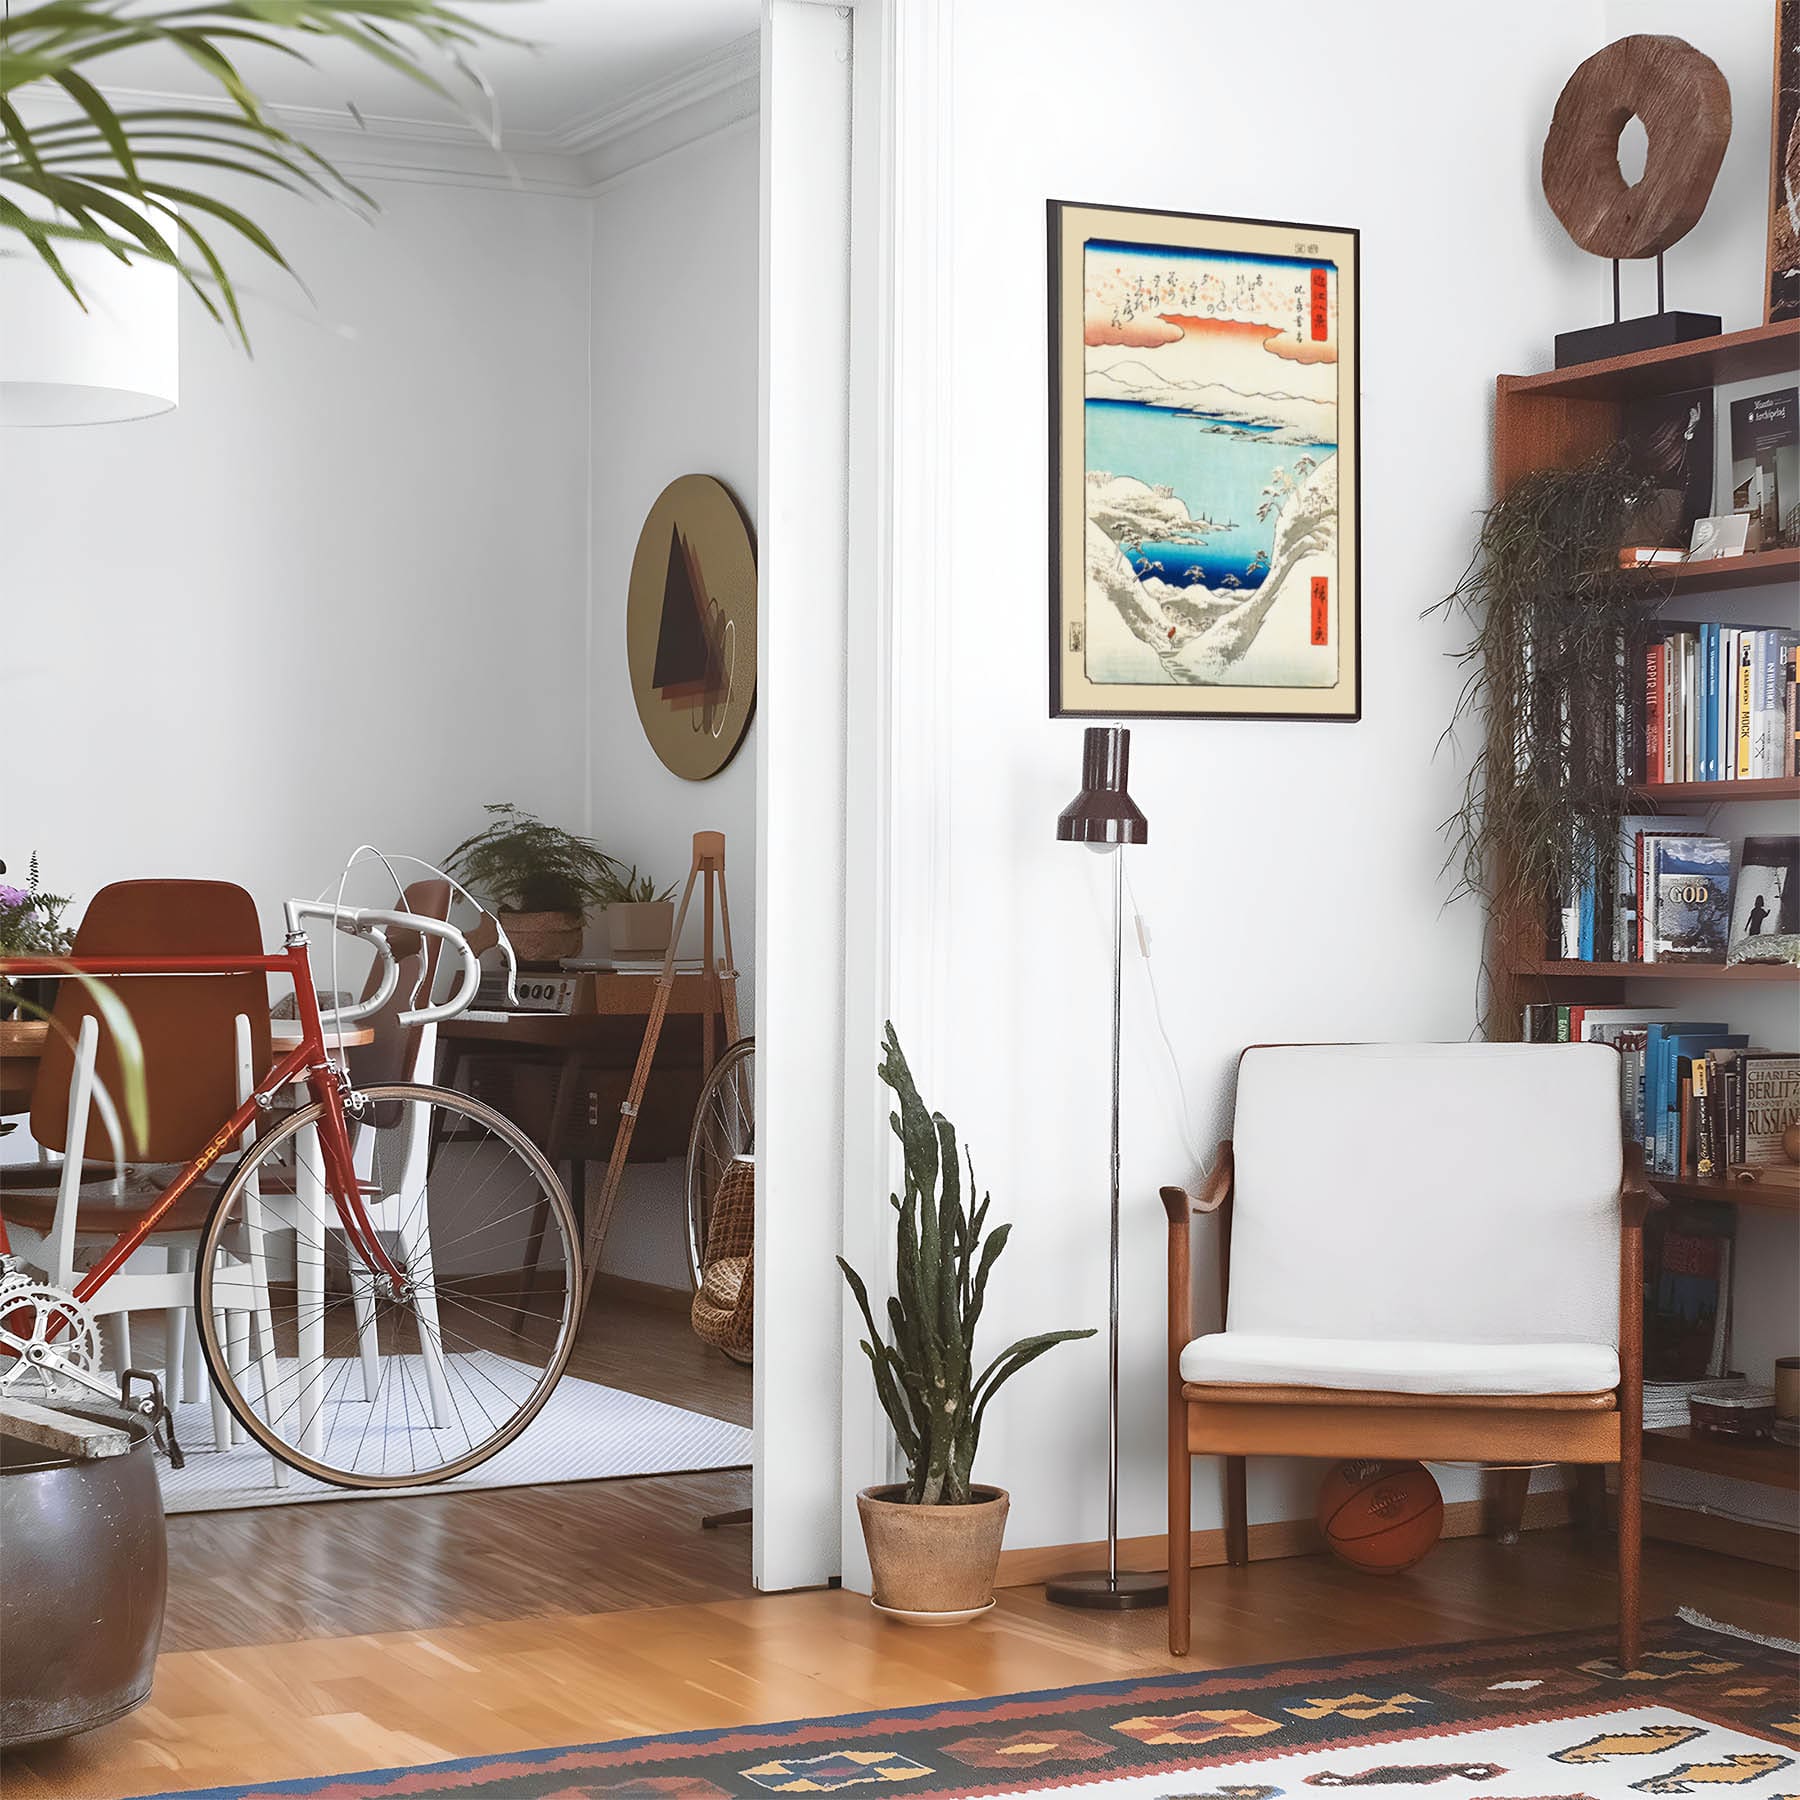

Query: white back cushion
left=1227, top=1044, right=1622, bottom=1348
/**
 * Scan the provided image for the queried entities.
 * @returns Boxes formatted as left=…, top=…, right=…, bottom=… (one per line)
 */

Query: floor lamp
left=1046, top=725, right=1167, bottom=1611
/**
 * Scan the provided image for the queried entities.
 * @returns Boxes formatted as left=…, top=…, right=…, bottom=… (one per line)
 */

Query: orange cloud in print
left=1085, top=311, right=1183, bottom=348
left=1158, top=314, right=1337, bottom=364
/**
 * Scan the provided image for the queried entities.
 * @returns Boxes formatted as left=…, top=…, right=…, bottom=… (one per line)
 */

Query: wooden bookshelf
left=1627, top=546, right=1800, bottom=596
left=1501, top=319, right=1800, bottom=403
left=1512, top=959, right=1800, bottom=983
left=1648, top=1174, right=1800, bottom=1214
left=1628, top=775, right=1800, bottom=803
left=1643, top=1426, right=1800, bottom=1491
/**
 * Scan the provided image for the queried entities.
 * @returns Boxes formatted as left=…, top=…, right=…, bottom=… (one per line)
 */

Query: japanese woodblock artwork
left=1049, top=202, right=1360, bottom=720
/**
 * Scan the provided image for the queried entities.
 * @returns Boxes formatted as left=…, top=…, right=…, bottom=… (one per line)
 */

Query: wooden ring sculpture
left=1541, top=34, right=1731, bottom=260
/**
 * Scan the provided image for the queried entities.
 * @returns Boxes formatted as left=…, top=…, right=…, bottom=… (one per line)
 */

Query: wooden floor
left=160, top=1285, right=755, bottom=1651
left=7, top=1299, right=1798, bottom=1798
left=7, top=1531, right=1796, bottom=1800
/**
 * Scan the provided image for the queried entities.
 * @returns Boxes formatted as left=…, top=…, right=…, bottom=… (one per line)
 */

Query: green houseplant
left=838, top=1025, right=1094, bottom=1621
left=1429, top=445, right=1659, bottom=1034
left=445, top=804, right=617, bottom=968
left=593, top=861, right=678, bottom=961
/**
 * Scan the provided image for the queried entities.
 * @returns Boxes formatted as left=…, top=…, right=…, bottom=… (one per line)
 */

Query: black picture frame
left=1048, top=198, right=1362, bottom=722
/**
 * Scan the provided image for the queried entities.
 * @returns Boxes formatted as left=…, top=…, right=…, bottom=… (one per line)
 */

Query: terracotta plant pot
left=605, top=900, right=675, bottom=958
left=499, top=909, right=585, bottom=969
left=856, top=1484, right=1008, bottom=1623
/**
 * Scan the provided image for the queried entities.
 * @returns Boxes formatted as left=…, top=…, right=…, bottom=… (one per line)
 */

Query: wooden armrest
left=1620, top=1140, right=1662, bottom=1229
left=1161, top=1142, right=1233, bottom=1222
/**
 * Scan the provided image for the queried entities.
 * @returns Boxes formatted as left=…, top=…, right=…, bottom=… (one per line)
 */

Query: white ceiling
left=94, top=0, right=762, bottom=148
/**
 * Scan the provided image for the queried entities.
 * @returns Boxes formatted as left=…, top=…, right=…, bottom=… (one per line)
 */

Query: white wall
left=2, top=177, right=592, bottom=924
left=585, top=119, right=763, bottom=1285
left=878, top=0, right=1647, bottom=1557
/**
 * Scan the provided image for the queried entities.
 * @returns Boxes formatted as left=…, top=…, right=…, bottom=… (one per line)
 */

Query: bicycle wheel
left=685, top=1037, right=755, bottom=1290
left=195, top=1082, right=581, bottom=1488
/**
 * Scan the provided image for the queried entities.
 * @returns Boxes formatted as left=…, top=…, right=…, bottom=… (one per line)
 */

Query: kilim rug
left=133, top=1612, right=1797, bottom=1800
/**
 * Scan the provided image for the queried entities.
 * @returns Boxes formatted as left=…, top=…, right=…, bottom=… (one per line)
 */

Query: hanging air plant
left=1429, top=446, right=1665, bottom=1027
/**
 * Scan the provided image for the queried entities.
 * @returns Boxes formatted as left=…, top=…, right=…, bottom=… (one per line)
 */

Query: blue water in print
left=1086, top=398, right=1333, bottom=593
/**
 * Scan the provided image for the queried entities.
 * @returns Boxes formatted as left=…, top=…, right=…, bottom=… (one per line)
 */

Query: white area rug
left=155, top=1366, right=751, bottom=1513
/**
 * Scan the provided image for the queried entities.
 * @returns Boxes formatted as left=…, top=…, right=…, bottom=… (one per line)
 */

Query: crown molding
left=553, top=31, right=759, bottom=157
left=13, top=32, right=762, bottom=196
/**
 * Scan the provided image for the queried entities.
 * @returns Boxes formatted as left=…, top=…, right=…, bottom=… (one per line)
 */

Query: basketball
left=1315, top=1460, right=1443, bottom=1574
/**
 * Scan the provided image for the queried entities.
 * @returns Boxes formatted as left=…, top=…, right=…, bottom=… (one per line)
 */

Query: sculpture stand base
left=1044, top=1568, right=1169, bottom=1610
left=1554, top=310, right=1721, bottom=368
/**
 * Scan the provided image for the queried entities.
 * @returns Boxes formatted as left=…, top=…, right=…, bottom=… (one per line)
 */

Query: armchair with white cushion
left=1162, top=1042, right=1649, bottom=1668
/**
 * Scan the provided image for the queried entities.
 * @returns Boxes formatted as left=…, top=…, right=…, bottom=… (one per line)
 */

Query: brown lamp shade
left=1056, top=725, right=1148, bottom=847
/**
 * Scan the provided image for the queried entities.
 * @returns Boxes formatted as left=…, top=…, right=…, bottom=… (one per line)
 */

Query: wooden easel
left=580, top=831, right=740, bottom=1312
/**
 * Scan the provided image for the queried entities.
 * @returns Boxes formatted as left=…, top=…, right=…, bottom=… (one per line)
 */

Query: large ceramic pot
left=0, top=1405, right=167, bottom=1746
left=499, top=909, right=585, bottom=969
left=856, top=1484, right=1009, bottom=1625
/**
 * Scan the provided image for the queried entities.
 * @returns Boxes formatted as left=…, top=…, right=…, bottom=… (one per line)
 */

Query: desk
left=438, top=972, right=733, bottom=1266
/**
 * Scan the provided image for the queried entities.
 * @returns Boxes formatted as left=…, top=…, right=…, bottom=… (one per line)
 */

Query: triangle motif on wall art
left=652, top=524, right=726, bottom=711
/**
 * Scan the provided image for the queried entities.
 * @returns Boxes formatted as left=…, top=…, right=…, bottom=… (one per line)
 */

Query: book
left=1737, top=634, right=1754, bottom=777
left=1624, top=388, right=1715, bottom=548
left=1729, top=387, right=1798, bottom=547
left=1646, top=835, right=1732, bottom=962
left=1750, top=629, right=1800, bottom=776
left=1728, top=835, right=1798, bottom=953
left=1643, top=1202, right=1736, bottom=1381
left=1616, top=815, right=1704, bottom=962
left=1739, top=1052, right=1800, bottom=1165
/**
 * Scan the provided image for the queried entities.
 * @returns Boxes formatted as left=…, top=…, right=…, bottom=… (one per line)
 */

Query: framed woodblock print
left=1049, top=201, right=1360, bottom=720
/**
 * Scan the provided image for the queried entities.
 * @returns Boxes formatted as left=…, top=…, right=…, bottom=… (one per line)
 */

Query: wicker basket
left=691, top=1156, right=754, bottom=1363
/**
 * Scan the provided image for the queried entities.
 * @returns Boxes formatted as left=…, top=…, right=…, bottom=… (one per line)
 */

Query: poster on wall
left=1048, top=201, right=1360, bottom=721
left=1770, top=0, right=1800, bottom=323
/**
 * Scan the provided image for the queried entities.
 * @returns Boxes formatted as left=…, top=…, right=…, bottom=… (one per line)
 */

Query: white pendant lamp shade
left=0, top=213, right=179, bottom=426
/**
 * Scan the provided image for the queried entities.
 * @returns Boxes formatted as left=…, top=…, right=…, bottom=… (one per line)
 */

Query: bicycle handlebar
left=282, top=900, right=505, bottom=1028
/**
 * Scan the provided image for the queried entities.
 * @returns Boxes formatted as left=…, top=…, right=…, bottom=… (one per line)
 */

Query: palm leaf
left=0, top=0, right=521, bottom=344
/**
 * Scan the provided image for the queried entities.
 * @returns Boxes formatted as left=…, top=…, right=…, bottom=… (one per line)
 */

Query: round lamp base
left=1043, top=1568, right=1169, bottom=1611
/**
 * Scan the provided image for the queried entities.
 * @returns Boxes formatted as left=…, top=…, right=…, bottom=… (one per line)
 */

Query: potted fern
left=445, top=805, right=618, bottom=967
left=838, top=1025, right=1094, bottom=1623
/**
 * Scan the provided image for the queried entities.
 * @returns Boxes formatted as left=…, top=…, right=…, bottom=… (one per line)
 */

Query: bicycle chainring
left=0, top=1279, right=104, bottom=1398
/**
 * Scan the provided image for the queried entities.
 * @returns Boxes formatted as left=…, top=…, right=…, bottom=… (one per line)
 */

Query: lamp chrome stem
left=1107, top=846, right=1122, bottom=1587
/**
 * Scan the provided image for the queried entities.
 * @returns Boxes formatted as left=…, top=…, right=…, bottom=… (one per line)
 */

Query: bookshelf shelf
left=1648, top=1174, right=1800, bottom=1214
left=1500, top=320, right=1800, bottom=403
left=1629, top=776, right=1800, bottom=803
left=1642, top=1425, right=1800, bottom=1491
left=1512, top=959, right=1800, bottom=983
left=1627, top=546, right=1800, bottom=596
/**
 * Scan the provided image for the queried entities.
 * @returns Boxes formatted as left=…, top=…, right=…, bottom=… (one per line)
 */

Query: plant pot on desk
left=856, top=1484, right=1008, bottom=1625
left=604, top=900, right=675, bottom=959
left=499, top=909, right=585, bottom=969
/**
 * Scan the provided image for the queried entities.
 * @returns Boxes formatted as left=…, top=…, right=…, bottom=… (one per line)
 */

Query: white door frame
left=755, top=0, right=954, bottom=1593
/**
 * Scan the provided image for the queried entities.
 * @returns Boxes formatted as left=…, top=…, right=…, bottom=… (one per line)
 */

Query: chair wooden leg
left=1571, top=1464, right=1608, bottom=1541
left=1168, top=1445, right=1190, bottom=1655
left=1617, top=1446, right=1642, bottom=1670
left=1224, top=1455, right=1248, bottom=1567
left=1487, top=1465, right=1531, bottom=1544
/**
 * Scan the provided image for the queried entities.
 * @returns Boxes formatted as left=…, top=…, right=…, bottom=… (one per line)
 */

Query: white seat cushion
left=1180, top=1332, right=1619, bottom=1397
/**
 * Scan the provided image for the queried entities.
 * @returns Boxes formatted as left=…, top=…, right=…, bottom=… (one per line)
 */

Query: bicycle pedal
left=121, top=1367, right=185, bottom=1470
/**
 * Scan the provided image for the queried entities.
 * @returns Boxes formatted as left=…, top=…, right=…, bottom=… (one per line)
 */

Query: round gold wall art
left=625, top=474, right=757, bottom=781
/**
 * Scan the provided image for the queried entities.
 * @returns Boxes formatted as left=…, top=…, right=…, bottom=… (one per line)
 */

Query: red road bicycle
left=0, top=899, right=582, bottom=1488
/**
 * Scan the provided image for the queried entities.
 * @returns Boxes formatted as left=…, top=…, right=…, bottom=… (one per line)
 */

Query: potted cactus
left=838, top=1025, right=1094, bottom=1624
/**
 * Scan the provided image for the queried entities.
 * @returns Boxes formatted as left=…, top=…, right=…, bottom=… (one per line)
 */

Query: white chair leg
left=207, top=1304, right=234, bottom=1453
left=224, top=1311, right=251, bottom=1444
left=164, top=1244, right=190, bottom=1404
left=180, top=1305, right=205, bottom=1404
left=398, top=1202, right=451, bottom=1430
left=103, top=1311, right=133, bottom=1376
left=297, top=1122, right=328, bottom=1463
left=347, top=1245, right=381, bottom=1403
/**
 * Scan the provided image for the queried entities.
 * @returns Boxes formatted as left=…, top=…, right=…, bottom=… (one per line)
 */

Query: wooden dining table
left=0, top=1017, right=374, bottom=1117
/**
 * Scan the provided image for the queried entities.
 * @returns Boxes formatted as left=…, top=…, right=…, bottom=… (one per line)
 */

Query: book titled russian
left=1646, top=836, right=1732, bottom=963
left=1739, top=1053, right=1800, bottom=1167
left=1729, top=387, right=1798, bottom=547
